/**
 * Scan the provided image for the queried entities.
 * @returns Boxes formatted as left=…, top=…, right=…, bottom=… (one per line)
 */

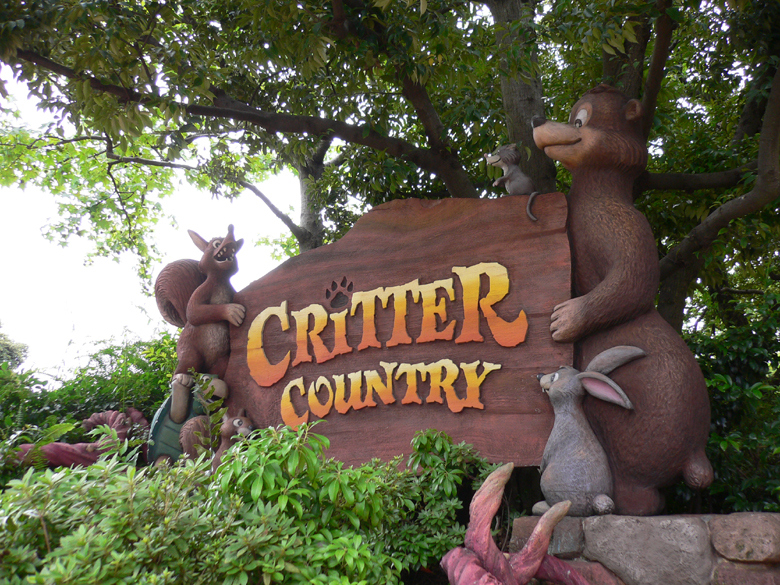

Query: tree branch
left=634, top=161, right=757, bottom=195
left=401, top=76, right=447, bottom=151
left=329, top=0, right=350, bottom=38
left=16, top=50, right=145, bottom=103
left=659, top=66, right=780, bottom=281
left=98, top=131, right=309, bottom=244
left=106, top=152, right=198, bottom=171
left=310, top=136, right=333, bottom=167
left=325, top=150, right=349, bottom=168
left=236, top=179, right=309, bottom=243
left=641, top=0, right=674, bottom=139
left=13, top=48, right=476, bottom=196
left=602, top=15, right=652, bottom=99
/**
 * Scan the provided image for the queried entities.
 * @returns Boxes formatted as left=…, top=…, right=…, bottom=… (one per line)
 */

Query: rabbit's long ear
left=577, top=372, right=634, bottom=409
left=585, top=346, right=646, bottom=375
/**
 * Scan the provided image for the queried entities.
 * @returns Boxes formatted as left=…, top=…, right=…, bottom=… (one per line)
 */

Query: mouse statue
left=532, top=85, right=713, bottom=515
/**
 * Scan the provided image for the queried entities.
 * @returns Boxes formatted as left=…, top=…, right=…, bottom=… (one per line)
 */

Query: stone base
left=510, top=512, right=780, bottom=585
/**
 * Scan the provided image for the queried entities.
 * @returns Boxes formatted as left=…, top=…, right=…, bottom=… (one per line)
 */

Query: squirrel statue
left=155, top=225, right=245, bottom=423
left=179, top=409, right=255, bottom=472
left=484, top=143, right=539, bottom=221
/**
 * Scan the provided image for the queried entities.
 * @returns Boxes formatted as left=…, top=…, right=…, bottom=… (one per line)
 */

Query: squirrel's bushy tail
left=155, top=259, right=205, bottom=327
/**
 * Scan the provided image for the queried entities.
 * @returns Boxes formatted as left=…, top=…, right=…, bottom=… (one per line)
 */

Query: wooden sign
left=224, top=194, right=572, bottom=466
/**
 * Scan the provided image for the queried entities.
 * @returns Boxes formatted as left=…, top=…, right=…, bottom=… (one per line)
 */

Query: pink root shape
left=17, top=408, right=149, bottom=468
left=441, top=463, right=590, bottom=585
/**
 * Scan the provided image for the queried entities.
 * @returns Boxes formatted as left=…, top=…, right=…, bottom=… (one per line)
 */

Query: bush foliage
left=0, top=333, right=175, bottom=439
left=0, top=425, right=492, bottom=585
left=683, top=292, right=780, bottom=513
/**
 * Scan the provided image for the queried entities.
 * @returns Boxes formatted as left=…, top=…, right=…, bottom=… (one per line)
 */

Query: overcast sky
left=0, top=67, right=299, bottom=380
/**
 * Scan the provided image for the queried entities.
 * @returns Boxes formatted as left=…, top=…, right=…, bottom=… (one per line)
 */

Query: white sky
left=0, top=68, right=299, bottom=380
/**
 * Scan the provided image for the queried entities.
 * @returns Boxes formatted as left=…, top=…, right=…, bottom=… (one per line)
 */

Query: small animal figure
left=155, top=225, right=245, bottom=423
left=532, top=85, right=713, bottom=515
left=484, top=144, right=539, bottom=220
left=534, top=346, right=645, bottom=517
left=179, top=410, right=254, bottom=472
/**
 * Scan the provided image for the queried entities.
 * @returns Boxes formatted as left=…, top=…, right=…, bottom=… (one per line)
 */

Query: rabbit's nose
left=536, top=373, right=544, bottom=381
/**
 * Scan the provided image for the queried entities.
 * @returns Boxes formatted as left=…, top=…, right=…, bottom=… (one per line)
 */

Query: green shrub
left=678, top=292, right=780, bottom=512
left=1, top=333, right=175, bottom=440
left=0, top=426, right=492, bottom=584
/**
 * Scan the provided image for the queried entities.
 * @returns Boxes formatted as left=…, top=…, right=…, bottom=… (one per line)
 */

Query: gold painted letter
left=412, top=278, right=456, bottom=343
left=460, top=361, right=501, bottom=410
left=247, top=301, right=291, bottom=387
left=364, top=362, right=398, bottom=407
left=453, top=263, right=528, bottom=347
left=350, top=287, right=392, bottom=350
left=281, top=377, right=309, bottom=428
left=308, top=376, right=334, bottom=418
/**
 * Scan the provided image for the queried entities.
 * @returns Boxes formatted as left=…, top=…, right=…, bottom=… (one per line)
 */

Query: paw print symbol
left=325, top=277, right=354, bottom=309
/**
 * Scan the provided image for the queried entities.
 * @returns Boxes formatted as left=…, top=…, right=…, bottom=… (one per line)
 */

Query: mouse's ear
left=577, top=372, right=634, bottom=410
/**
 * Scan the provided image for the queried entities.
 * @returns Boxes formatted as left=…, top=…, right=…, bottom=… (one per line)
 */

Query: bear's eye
left=573, top=108, right=588, bottom=128
left=551, top=372, right=559, bottom=383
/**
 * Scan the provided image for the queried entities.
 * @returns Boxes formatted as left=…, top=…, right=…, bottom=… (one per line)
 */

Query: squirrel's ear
left=578, top=372, right=634, bottom=410
left=188, top=230, right=209, bottom=252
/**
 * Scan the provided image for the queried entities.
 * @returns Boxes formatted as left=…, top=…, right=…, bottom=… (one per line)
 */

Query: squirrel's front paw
left=550, top=298, right=587, bottom=342
left=224, top=303, right=246, bottom=327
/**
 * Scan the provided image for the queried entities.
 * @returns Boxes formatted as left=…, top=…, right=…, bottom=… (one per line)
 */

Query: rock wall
left=510, top=513, right=780, bottom=585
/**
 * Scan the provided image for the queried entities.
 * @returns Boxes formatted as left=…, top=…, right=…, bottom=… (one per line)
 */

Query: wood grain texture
left=225, top=193, right=572, bottom=466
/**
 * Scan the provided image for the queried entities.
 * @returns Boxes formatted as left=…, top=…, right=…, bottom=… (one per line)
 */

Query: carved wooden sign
left=225, top=194, right=572, bottom=466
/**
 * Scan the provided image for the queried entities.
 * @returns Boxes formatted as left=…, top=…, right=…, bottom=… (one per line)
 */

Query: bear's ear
left=624, top=99, right=643, bottom=122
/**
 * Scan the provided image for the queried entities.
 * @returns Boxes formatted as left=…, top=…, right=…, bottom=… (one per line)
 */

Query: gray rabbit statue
left=534, top=346, right=646, bottom=516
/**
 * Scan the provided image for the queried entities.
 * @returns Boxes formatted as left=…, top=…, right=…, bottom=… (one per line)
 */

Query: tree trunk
left=485, top=0, right=557, bottom=194
left=297, top=162, right=325, bottom=252
left=731, top=63, right=777, bottom=146
left=601, top=16, right=652, bottom=100
left=657, top=256, right=705, bottom=332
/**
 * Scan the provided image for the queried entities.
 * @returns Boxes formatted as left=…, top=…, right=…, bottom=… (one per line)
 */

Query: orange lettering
left=308, top=376, right=334, bottom=418
left=459, top=361, right=500, bottom=410
left=385, top=280, right=417, bottom=347
left=334, top=372, right=368, bottom=414
left=452, top=263, right=527, bottom=347
left=350, top=287, right=392, bottom=350
left=363, top=362, right=398, bottom=407
left=280, top=377, right=309, bottom=428
left=247, top=301, right=291, bottom=387
left=396, top=362, right=426, bottom=404
left=411, top=278, right=456, bottom=344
